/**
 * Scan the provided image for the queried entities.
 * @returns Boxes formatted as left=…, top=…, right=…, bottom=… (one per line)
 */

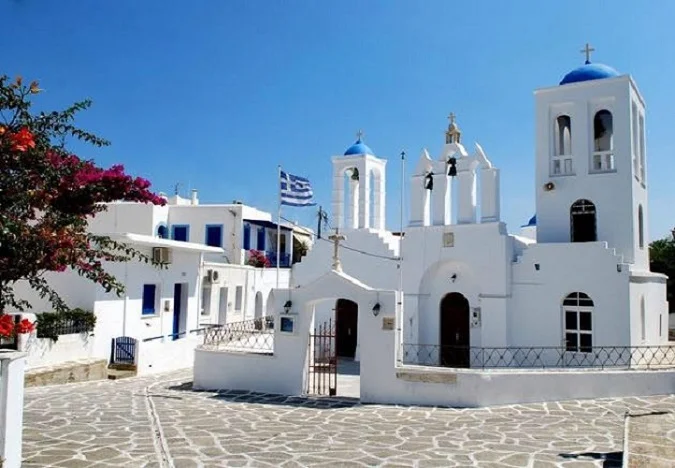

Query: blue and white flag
left=280, top=170, right=315, bottom=207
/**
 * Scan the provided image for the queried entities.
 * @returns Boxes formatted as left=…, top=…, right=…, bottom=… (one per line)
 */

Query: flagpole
left=276, top=165, right=282, bottom=289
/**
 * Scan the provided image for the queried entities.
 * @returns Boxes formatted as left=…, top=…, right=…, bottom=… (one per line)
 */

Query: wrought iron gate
left=306, top=318, right=337, bottom=396
left=110, top=336, right=137, bottom=365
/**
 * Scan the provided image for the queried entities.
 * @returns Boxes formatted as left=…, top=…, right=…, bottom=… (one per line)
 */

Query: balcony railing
left=265, top=251, right=291, bottom=268
left=400, top=344, right=675, bottom=370
left=202, top=316, right=274, bottom=353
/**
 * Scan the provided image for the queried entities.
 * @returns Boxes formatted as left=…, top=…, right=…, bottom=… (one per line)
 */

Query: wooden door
left=439, top=293, right=470, bottom=367
left=335, top=299, right=358, bottom=358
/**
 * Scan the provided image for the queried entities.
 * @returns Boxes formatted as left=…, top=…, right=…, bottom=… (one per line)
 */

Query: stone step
left=25, top=358, right=107, bottom=387
left=107, top=368, right=137, bottom=380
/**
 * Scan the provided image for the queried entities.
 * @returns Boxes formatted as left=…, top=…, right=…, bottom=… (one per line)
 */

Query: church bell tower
left=534, top=44, right=649, bottom=269
left=331, top=132, right=387, bottom=231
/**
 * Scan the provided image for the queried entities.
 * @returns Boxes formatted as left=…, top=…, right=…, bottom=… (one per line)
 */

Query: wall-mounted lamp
left=450, top=273, right=457, bottom=282
left=447, top=157, right=457, bottom=177
left=283, top=300, right=292, bottom=314
left=372, top=302, right=381, bottom=317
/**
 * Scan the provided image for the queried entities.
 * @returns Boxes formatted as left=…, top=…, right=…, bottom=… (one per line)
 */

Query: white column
left=432, top=173, right=451, bottom=226
left=0, top=352, right=26, bottom=468
left=358, top=169, right=371, bottom=229
left=332, top=170, right=344, bottom=230
left=480, top=167, right=500, bottom=222
left=349, top=179, right=359, bottom=230
left=457, top=170, right=477, bottom=224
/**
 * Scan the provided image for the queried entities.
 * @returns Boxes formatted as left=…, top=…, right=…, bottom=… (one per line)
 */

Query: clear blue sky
left=3, top=1, right=674, bottom=240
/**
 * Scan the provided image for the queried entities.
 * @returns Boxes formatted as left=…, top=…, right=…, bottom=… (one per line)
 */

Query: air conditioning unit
left=206, top=269, right=220, bottom=284
left=152, top=247, right=172, bottom=264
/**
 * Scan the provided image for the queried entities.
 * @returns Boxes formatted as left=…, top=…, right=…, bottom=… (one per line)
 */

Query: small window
left=243, top=224, right=251, bottom=250
left=142, top=284, right=157, bottom=315
left=638, top=205, right=644, bottom=249
left=563, top=292, right=593, bottom=352
left=157, top=225, right=168, bottom=239
left=172, top=225, right=189, bottom=242
left=234, top=285, right=243, bottom=311
left=205, top=225, right=223, bottom=247
left=201, top=286, right=212, bottom=316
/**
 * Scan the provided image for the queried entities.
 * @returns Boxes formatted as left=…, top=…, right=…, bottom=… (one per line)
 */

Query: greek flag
left=280, top=170, right=315, bottom=207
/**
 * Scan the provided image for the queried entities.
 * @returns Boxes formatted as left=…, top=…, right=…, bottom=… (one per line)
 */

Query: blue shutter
left=172, top=225, right=189, bottom=242
left=257, top=227, right=266, bottom=251
left=206, top=225, right=223, bottom=247
left=142, top=285, right=156, bottom=315
left=243, top=224, right=251, bottom=250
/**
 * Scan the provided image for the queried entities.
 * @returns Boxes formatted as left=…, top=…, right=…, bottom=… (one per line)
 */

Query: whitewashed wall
left=23, top=333, right=95, bottom=370
left=0, top=351, right=26, bottom=468
left=136, top=335, right=202, bottom=375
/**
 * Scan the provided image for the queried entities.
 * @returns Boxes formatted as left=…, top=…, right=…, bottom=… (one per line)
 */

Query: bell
left=424, top=172, right=434, bottom=190
left=447, top=157, right=457, bottom=177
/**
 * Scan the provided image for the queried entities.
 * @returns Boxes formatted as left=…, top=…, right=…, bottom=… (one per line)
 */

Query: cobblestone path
left=22, top=369, right=675, bottom=467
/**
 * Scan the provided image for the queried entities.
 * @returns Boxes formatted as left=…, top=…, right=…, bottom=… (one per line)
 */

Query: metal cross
left=356, top=129, right=364, bottom=141
left=580, top=42, right=595, bottom=63
left=448, top=112, right=456, bottom=124
left=328, top=229, right=346, bottom=272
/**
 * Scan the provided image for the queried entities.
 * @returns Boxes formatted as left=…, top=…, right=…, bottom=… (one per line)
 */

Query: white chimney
left=191, top=189, right=199, bottom=205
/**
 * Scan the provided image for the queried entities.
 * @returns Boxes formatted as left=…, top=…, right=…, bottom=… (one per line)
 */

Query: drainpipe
left=196, top=252, right=204, bottom=333
left=122, top=262, right=128, bottom=337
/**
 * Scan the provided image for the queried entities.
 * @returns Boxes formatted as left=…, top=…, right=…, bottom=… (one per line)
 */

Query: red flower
left=16, top=319, right=35, bottom=334
left=0, top=315, right=15, bottom=338
left=9, top=127, right=36, bottom=152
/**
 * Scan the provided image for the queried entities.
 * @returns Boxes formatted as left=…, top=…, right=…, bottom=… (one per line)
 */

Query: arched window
left=555, top=115, right=572, bottom=156
left=593, top=110, right=614, bottom=171
left=157, top=225, right=168, bottom=239
left=638, top=205, right=644, bottom=249
left=563, top=292, right=593, bottom=352
left=570, top=199, right=597, bottom=242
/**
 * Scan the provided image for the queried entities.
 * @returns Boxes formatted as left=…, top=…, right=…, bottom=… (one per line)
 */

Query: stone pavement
left=624, top=411, right=675, bottom=467
left=22, top=368, right=675, bottom=467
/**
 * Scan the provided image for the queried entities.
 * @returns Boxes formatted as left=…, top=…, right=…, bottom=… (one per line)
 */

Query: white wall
left=88, top=202, right=160, bottom=237
left=136, top=335, right=202, bottom=375
left=23, top=333, right=95, bottom=370
left=0, top=351, right=26, bottom=468
left=168, top=205, right=237, bottom=263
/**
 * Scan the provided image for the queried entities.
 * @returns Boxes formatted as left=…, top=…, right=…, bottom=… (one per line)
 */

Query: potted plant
left=16, top=318, right=35, bottom=351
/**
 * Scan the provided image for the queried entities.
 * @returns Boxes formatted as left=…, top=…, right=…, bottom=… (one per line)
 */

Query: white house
left=194, top=50, right=674, bottom=406
left=11, top=193, right=312, bottom=375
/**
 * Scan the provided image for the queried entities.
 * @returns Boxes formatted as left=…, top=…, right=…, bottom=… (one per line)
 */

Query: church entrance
left=335, top=299, right=358, bottom=359
left=439, top=292, right=470, bottom=368
left=570, top=199, right=597, bottom=242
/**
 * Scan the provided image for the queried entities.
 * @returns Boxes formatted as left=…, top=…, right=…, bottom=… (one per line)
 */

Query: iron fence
left=400, top=343, right=675, bottom=370
left=202, top=316, right=274, bottom=353
left=36, top=319, right=92, bottom=338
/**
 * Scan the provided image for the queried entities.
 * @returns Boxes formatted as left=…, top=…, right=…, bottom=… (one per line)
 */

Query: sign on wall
left=471, top=307, right=481, bottom=328
left=382, top=317, right=395, bottom=330
left=443, top=232, right=455, bottom=248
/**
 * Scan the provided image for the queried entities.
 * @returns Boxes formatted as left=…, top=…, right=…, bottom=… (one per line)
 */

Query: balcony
left=266, top=251, right=291, bottom=268
left=245, top=250, right=291, bottom=268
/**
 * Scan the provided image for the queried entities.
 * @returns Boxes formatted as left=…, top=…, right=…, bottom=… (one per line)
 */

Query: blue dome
left=560, top=63, right=620, bottom=85
left=344, top=139, right=374, bottom=156
left=522, top=214, right=536, bottom=227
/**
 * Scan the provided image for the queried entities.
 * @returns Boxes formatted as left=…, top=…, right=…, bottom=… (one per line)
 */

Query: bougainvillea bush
left=247, top=250, right=271, bottom=268
left=0, top=75, right=165, bottom=315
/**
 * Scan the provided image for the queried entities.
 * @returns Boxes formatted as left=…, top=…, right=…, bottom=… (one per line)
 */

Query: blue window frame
left=171, top=225, right=189, bottom=242
left=243, top=224, right=251, bottom=250
left=157, top=224, right=168, bottom=239
left=142, top=284, right=157, bottom=315
left=205, top=224, right=224, bottom=247
left=257, top=227, right=266, bottom=251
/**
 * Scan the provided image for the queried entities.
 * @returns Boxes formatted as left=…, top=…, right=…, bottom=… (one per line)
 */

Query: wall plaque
left=382, top=316, right=395, bottom=330
left=443, top=232, right=455, bottom=248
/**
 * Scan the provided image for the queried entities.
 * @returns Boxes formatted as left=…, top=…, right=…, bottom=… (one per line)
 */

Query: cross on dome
left=445, top=112, right=461, bottom=144
left=580, top=42, right=595, bottom=64
left=356, top=129, right=364, bottom=141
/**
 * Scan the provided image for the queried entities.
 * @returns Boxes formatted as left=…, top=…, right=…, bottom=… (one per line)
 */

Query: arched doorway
left=570, top=199, right=597, bottom=242
left=335, top=299, right=358, bottom=359
left=439, top=293, right=470, bottom=368
left=254, top=291, right=263, bottom=319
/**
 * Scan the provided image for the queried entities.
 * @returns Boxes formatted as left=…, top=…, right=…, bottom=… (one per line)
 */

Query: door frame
left=335, top=298, right=358, bottom=359
left=439, top=292, right=471, bottom=368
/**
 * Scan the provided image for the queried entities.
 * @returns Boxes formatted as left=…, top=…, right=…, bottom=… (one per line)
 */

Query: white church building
left=194, top=50, right=673, bottom=406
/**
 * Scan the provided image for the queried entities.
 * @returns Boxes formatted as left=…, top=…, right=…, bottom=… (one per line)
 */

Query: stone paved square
left=22, top=369, right=675, bottom=467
